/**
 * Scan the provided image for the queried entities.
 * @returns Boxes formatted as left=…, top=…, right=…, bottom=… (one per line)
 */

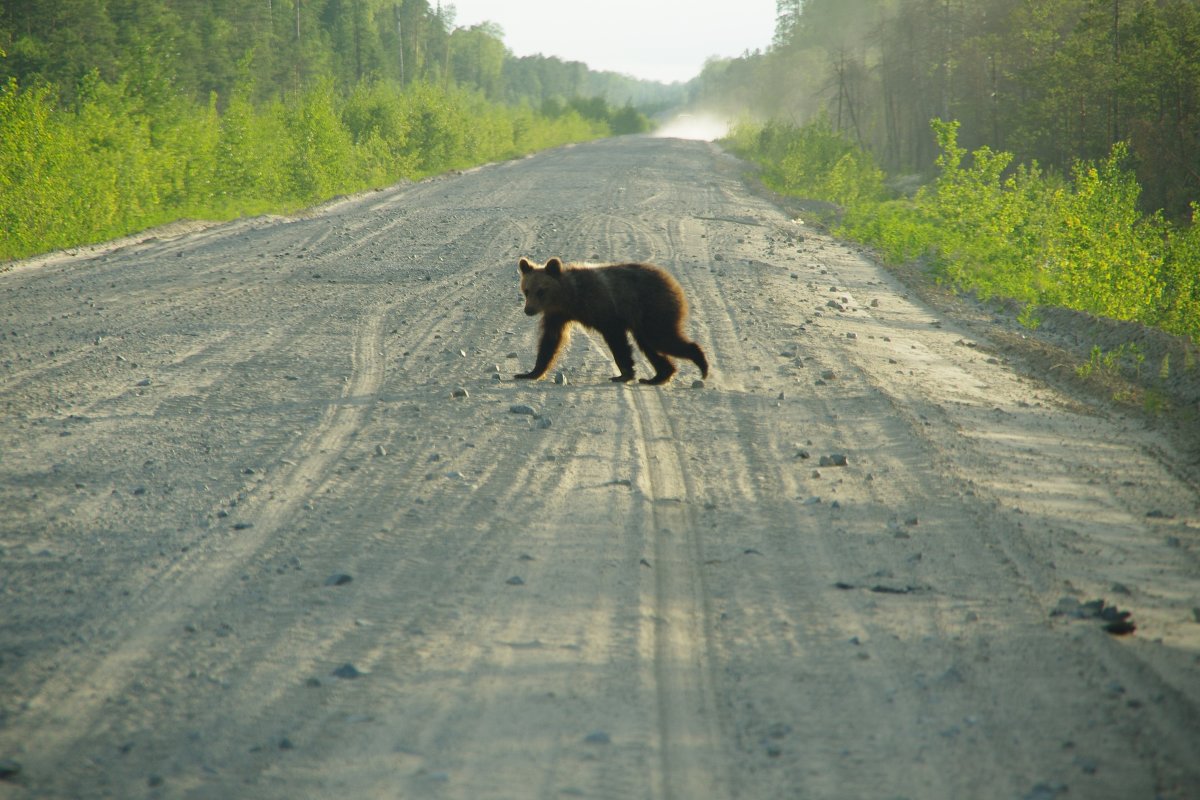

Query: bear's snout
left=523, top=306, right=537, bottom=316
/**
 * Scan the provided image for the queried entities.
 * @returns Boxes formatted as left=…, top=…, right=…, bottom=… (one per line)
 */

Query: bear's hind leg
left=634, top=333, right=677, bottom=385
left=659, top=336, right=708, bottom=379
left=683, top=341, right=709, bottom=378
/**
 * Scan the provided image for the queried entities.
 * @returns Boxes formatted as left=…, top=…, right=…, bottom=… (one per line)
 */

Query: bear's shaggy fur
left=514, top=256, right=709, bottom=385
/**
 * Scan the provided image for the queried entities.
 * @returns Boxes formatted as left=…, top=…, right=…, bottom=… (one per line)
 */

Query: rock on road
left=1, top=137, right=1198, bottom=799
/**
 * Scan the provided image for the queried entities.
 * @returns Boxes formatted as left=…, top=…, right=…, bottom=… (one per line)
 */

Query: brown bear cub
left=515, top=256, right=709, bottom=385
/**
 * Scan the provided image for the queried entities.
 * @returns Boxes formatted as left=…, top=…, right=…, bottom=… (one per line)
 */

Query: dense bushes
left=0, top=75, right=609, bottom=262
left=726, top=118, right=1200, bottom=342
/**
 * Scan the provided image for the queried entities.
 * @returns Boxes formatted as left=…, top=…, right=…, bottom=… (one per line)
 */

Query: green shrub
left=725, top=116, right=1199, bottom=341
left=1, top=76, right=613, bottom=264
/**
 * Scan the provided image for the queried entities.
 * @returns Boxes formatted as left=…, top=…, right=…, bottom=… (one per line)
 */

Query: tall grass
left=726, top=118, right=1200, bottom=342
left=0, top=75, right=609, bottom=262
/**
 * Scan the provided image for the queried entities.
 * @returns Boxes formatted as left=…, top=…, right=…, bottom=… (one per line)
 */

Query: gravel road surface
left=1, top=136, right=1198, bottom=799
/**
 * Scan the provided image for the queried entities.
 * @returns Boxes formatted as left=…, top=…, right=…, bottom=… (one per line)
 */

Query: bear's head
left=518, top=257, right=565, bottom=317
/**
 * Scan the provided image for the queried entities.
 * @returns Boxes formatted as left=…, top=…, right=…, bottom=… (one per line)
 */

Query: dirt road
left=1, top=137, right=1198, bottom=799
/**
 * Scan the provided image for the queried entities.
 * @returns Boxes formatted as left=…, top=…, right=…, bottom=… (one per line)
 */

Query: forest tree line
left=0, top=0, right=681, bottom=112
left=0, top=0, right=678, bottom=261
left=693, top=0, right=1199, bottom=220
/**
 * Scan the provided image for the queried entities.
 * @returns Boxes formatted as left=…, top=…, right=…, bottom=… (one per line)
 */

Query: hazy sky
left=444, top=1, right=779, bottom=84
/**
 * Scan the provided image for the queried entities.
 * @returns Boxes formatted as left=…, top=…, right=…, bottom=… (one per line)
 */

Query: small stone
left=510, top=404, right=537, bottom=416
left=147, top=774, right=165, bottom=788
left=819, top=453, right=849, bottom=467
left=691, top=379, right=705, bottom=389
left=279, top=737, right=295, bottom=750
left=553, top=372, right=568, bottom=385
left=767, top=722, right=793, bottom=739
left=820, top=369, right=837, bottom=381
left=506, top=575, right=525, bottom=586
left=584, top=731, right=611, bottom=745
left=1104, top=619, right=1136, bottom=636
left=232, top=521, right=253, bottom=530
left=331, top=663, right=365, bottom=679
left=324, top=573, right=353, bottom=587
left=451, top=387, right=469, bottom=398
left=375, top=444, right=388, bottom=456
left=0, top=759, right=22, bottom=781
left=136, top=377, right=152, bottom=387
left=846, top=332, right=857, bottom=340
left=535, top=416, right=552, bottom=429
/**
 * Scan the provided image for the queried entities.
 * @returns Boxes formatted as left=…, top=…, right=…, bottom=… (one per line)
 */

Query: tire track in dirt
left=10, top=301, right=390, bottom=774
left=627, top=388, right=730, bottom=800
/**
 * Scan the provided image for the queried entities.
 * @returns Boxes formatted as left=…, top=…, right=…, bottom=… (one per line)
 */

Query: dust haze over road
left=1, top=137, right=1198, bottom=799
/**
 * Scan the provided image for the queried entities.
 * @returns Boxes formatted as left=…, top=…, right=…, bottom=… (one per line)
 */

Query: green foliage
left=284, top=79, right=354, bottom=201
left=725, top=117, right=1200, bottom=342
left=1040, top=144, right=1166, bottom=321
left=1076, top=343, right=1144, bottom=381
left=1157, top=204, right=1200, bottom=338
left=729, top=116, right=884, bottom=208
left=0, top=74, right=610, bottom=263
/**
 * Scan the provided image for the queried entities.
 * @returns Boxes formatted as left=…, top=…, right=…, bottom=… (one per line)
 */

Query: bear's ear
left=545, top=257, right=564, bottom=277
left=518, top=257, right=535, bottom=275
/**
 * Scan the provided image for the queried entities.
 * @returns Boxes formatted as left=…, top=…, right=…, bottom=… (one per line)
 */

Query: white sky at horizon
left=443, top=1, right=779, bottom=84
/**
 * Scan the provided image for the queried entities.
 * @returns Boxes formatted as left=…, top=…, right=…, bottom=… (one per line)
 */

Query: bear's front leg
left=600, top=327, right=636, bottom=382
left=515, top=316, right=567, bottom=380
